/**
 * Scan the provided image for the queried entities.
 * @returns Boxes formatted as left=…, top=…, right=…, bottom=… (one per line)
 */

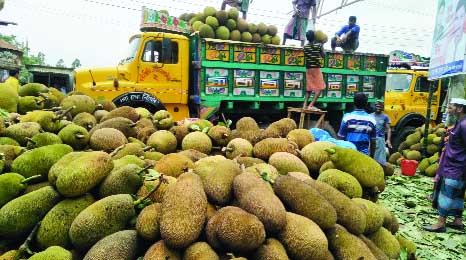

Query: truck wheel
left=392, top=126, right=416, bottom=153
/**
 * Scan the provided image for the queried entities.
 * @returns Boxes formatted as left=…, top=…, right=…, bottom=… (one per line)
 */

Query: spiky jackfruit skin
left=0, top=137, right=19, bottom=146
left=51, top=151, right=113, bottom=197
left=4, top=122, right=42, bottom=146
left=169, top=125, right=190, bottom=147
left=29, top=246, right=72, bottom=260
left=235, top=117, right=260, bottom=131
left=26, top=132, right=62, bottom=149
left=236, top=156, right=264, bottom=167
left=0, top=145, right=25, bottom=172
left=301, top=141, right=336, bottom=173
left=100, top=106, right=139, bottom=123
left=98, top=164, right=143, bottom=198
left=137, top=175, right=177, bottom=203
left=143, top=240, right=181, bottom=260
left=154, top=153, right=194, bottom=178
left=0, top=250, right=17, bottom=260
left=388, top=152, right=403, bottom=164
left=36, top=194, right=95, bottom=249
left=358, top=234, right=389, bottom=260
left=225, top=138, right=253, bottom=159
left=41, top=92, right=60, bottom=108
left=0, top=173, right=27, bottom=207
left=69, top=194, right=136, bottom=251
left=58, top=124, right=90, bottom=150
left=113, top=155, right=145, bottom=171
left=380, top=206, right=399, bottom=234
left=183, top=242, right=220, bottom=260
left=83, top=230, right=139, bottom=260
left=269, top=152, right=309, bottom=175
left=20, top=110, right=62, bottom=133
left=317, top=169, right=363, bottom=198
left=47, top=152, right=83, bottom=185
left=326, top=224, right=377, bottom=260
left=208, top=125, right=232, bottom=146
left=252, top=238, right=289, bottom=260
left=269, top=118, right=297, bottom=136
left=90, top=117, right=137, bottom=138
left=327, top=147, right=385, bottom=191
left=352, top=198, right=384, bottom=234
left=90, top=128, right=128, bottom=152
left=424, top=163, right=438, bottom=177
left=286, top=129, right=314, bottom=149
left=18, top=96, right=44, bottom=114
left=11, top=144, right=73, bottom=178
left=60, top=95, right=97, bottom=117
left=406, top=150, right=422, bottom=161
left=253, top=138, right=298, bottom=160
left=136, top=203, right=161, bottom=241
left=160, top=173, right=207, bottom=249
left=396, top=235, right=417, bottom=260
left=0, top=186, right=61, bottom=239
left=278, top=212, right=328, bottom=260
left=18, top=83, right=48, bottom=97
left=111, top=143, right=144, bottom=159
left=182, top=131, right=213, bottom=154
left=206, top=206, right=266, bottom=253
left=274, top=175, right=337, bottom=230
left=310, top=180, right=367, bottom=235
left=73, top=112, right=97, bottom=130
left=0, top=83, right=19, bottom=112
left=234, top=173, right=287, bottom=234
left=147, top=130, right=178, bottom=154
left=195, top=158, right=241, bottom=205
left=367, top=227, right=401, bottom=259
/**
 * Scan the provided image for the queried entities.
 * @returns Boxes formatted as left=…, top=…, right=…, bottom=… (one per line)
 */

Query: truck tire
left=391, top=126, right=416, bottom=153
left=112, top=92, right=166, bottom=113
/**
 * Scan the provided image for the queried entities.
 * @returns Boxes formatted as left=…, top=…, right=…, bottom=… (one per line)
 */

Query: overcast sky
left=0, top=0, right=437, bottom=68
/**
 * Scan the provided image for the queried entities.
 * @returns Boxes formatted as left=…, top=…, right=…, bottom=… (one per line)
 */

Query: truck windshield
left=386, top=73, right=413, bottom=92
left=120, top=36, right=141, bottom=64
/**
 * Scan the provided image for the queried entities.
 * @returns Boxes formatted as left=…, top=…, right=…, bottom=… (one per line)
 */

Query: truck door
left=412, top=76, right=440, bottom=119
left=136, top=37, right=182, bottom=104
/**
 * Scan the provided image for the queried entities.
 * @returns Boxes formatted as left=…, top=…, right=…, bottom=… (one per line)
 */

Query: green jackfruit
left=153, top=110, right=174, bottom=130
left=236, top=156, right=264, bottom=167
left=160, top=173, right=207, bottom=248
left=26, top=132, right=62, bottom=149
left=51, top=151, right=113, bottom=197
left=49, top=87, right=65, bottom=103
left=326, top=147, right=385, bottom=191
left=90, top=128, right=128, bottom=152
left=20, top=110, right=63, bottom=133
left=136, top=203, right=161, bottom=241
left=113, top=154, right=145, bottom=171
left=418, top=158, right=430, bottom=173
left=405, top=132, right=421, bottom=146
left=319, top=161, right=336, bottom=174
left=169, top=125, right=189, bottom=147
left=154, top=153, right=194, bottom=178
left=252, top=238, right=289, bottom=260
left=83, top=230, right=139, bottom=260
left=4, top=122, right=42, bottom=146
left=147, top=130, right=177, bottom=154
left=269, top=152, right=309, bottom=175
left=274, top=175, right=337, bottom=230
left=110, top=142, right=145, bottom=159
left=234, top=172, right=287, bottom=234
left=11, top=144, right=73, bottom=178
left=427, top=144, right=439, bottom=155
left=271, top=35, right=281, bottom=45
left=36, top=194, right=95, bottom=249
left=18, top=83, right=48, bottom=97
left=18, top=96, right=44, bottom=114
left=367, top=227, right=401, bottom=259
left=23, top=181, right=51, bottom=194
left=208, top=125, right=232, bottom=146
left=143, top=240, right=181, bottom=260
left=58, top=124, right=90, bottom=150
left=396, top=235, right=417, bottom=260
left=0, top=173, right=42, bottom=207
left=0, top=137, right=19, bottom=146
left=100, top=106, right=139, bottom=123
left=29, top=246, right=72, bottom=260
left=286, top=129, right=314, bottom=149
left=183, top=242, right=219, bottom=260
left=235, top=117, right=259, bottom=131
left=241, top=31, right=252, bottom=42
left=91, top=117, right=137, bottom=138
left=424, top=163, right=438, bottom=177
left=388, top=152, right=403, bottom=164
left=0, top=186, right=61, bottom=239
left=278, top=212, right=328, bottom=260
left=40, top=91, right=60, bottom=108
left=137, top=175, right=177, bottom=203
left=359, top=234, right=389, bottom=260
left=98, top=164, right=144, bottom=198
left=406, top=150, right=421, bottom=161
left=310, top=180, right=366, bottom=235
left=0, top=145, right=25, bottom=172
left=257, top=23, right=268, bottom=35
left=227, top=19, right=237, bottom=31
left=73, top=112, right=97, bottom=130
left=253, top=138, right=298, bottom=160
left=216, top=26, right=230, bottom=40
left=352, top=198, right=384, bottom=234
left=237, top=18, right=249, bottom=32
left=60, top=94, right=96, bottom=117
left=317, top=169, right=363, bottom=198
left=326, top=224, right=377, bottom=260
left=69, top=194, right=136, bottom=251
left=225, top=138, right=253, bottom=159
left=228, top=7, right=239, bottom=19
left=0, top=83, right=19, bottom=112
left=182, top=131, right=212, bottom=154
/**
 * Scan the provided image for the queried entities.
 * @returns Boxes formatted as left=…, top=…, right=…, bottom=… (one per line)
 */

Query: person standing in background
left=372, top=100, right=392, bottom=166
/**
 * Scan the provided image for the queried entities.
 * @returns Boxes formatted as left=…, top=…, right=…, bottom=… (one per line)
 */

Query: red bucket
left=400, top=159, right=418, bottom=176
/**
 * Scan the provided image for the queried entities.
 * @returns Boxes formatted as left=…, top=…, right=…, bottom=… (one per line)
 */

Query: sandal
left=422, top=225, right=446, bottom=233
left=446, top=222, right=465, bottom=231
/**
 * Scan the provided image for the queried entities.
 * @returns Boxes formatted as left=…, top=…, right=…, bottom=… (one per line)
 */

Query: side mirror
left=161, top=38, right=173, bottom=63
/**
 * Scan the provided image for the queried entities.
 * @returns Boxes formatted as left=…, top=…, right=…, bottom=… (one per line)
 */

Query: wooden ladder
left=287, top=107, right=327, bottom=129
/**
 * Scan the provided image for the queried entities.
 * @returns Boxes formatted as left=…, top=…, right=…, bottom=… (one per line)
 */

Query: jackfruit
left=41, top=92, right=60, bottom=109
left=230, top=30, right=242, bottom=41
left=269, top=152, right=309, bottom=175
left=11, top=144, right=73, bottom=178
left=228, top=7, right=239, bottom=19
left=236, top=156, right=264, bottom=167
left=204, top=6, right=217, bottom=16
left=136, top=175, right=177, bottom=203
left=418, top=158, right=430, bottom=173
left=47, top=152, right=83, bottom=185
left=286, top=129, right=314, bottom=149
left=110, top=142, right=145, bottom=159
left=28, top=246, right=72, bottom=260
left=136, top=203, right=161, bottom=241
left=396, top=235, right=417, bottom=260
left=58, top=124, right=90, bottom=150
left=326, top=147, right=385, bottom=191
left=188, top=119, right=213, bottom=131
left=253, top=138, right=298, bottom=160
left=72, top=112, right=97, bottom=130
left=0, top=173, right=42, bottom=207
left=0, top=186, right=61, bottom=239
left=154, top=153, right=194, bottom=177
left=427, top=144, right=439, bottom=155
left=226, top=19, right=237, bottom=30
left=113, top=154, right=145, bottom=171
left=262, top=35, right=272, bottom=44
left=359, top=234, right=389, bottom=260
left=69, top=194, right=136, bottom=251
left=36, top=194, right=95, bottom=249
left=143, top=240, right=181, bottom=260
left=216, top=10, right=229, bottom=24
left=245, top=163, right=280, bottom=185
left=91, top=117, right=137, bottom=138
left=310, top=180, right=367, bottom=235
left=60, top=94, right=96, bottom=117
left=208, top=125, right=231, bottom=146
left=252, top=238, right=289, bottom=260
left=153, top=110, right=174, bottom=130
left=428, top=152, right=439, bottom=163
left=183, top=242, right=219, bottom=260
left=317, top=169, right=363, bottom=198
left=236, top=117, right=259, bottom=131
left=405, top=132, right=421, bottom=146
left=271, top=117, right=298, bottom=136
left=424, top=162, right=438, bottom=177
left=199, top=24, right=215, bottom=39
left=18, top=96, right=44, bottom=114
left=380, top=206, right=399, bottom=234
left=52, top=151, right=113, bottom=197
left=367, top=227, right=401, bottom=259
left=3, top=122, right=42, bottom=146
left=147, top=130, right=177, bottom=154
left=252, top=33, right=262, bottom=43
left=241, top=31, right=252, bottom=42
left=98, top=164, right=144, bottom=198
left=182, top=131, right=212, bottom=154
left=274, top=175, right=336, bottom=229
left=26, top=132, right=62, bottom=149
left=237, top=18, right=249, bottom=32
left=192, top=20, right=204, bottom=32
left=20, top=110, right=63, bottom=133
left=83, top=230, right=139, bottom=260
left=49, top=87, right=65, bottom=103
left=90, top=128, right=128, bottom=152
left=18, top=83, right=48, bottom=97
left=169, top=125, right=188, bottom=146
left=406, top=150, right=422, bottom=161
left=410, top=143, right=421, bottom=151
left=225, top=138, right=253, bottom=159
left=301, top=141, right=336, bottom=173
left=384, top=162, right=395, bottom=176
left=319, top=161, right=336, bottom=174
left=100, top=106, right=139, bottom=123
left=159, top=172, right=207, bottom=248
left=0, top=83, right=19, bottom=112
left=234, top=172, right=287, bottom=234
left=352, top=198, right=384, bottom=234
left=0, top=137, right=19, bottom=146
left=326, top=224, right=377, bottom=260
left=94, top=110, right=109, bottom=122
left=388, top=152, right=402, bottom=164
left=257, top=23, right=268, bottom=35
left=278, top=212, right=328, bottom=260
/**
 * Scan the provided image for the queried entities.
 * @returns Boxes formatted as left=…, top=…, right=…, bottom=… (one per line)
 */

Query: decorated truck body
left=74, top=7, right=388, bottom=131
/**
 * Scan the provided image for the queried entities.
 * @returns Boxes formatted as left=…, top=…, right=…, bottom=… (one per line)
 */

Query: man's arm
left=385, top=122, right=392, bottom=148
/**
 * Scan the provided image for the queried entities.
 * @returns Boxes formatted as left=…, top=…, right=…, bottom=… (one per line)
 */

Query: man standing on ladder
left=283, top=0, right=318, bottom=46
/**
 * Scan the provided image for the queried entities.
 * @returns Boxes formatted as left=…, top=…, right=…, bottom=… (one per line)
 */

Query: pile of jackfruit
left=389, top=124, right=445, bottom=177
left=0, top=82, right=416, bottom=260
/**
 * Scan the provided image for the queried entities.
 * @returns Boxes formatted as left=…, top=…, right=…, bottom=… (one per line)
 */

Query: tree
left=56, top=59, right=65, bottom=68
left=71, top=58, right=81, bottom=68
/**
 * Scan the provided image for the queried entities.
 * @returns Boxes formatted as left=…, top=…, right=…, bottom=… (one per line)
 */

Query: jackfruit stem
left=129, top=123, right=137, bottom=128
left=52, top=106, right=76, bottom=121
left=211, top=146, right=222, bottom=150
left=14, top=221, right=41, bottom=260
left=143, top=146, right=153, bottom=152
left=75, top=134, right=85, bottom=139
left=133, top=174, right=166, bottom=206
left=25, top=137, right=36, bottom=145
left=137, top=165, right=153, bottom=176
left=20, top=175, right=42, bottom=184
left=110, top=145, right=125, bottom=157
left=325, top=148, right=336, bottom=154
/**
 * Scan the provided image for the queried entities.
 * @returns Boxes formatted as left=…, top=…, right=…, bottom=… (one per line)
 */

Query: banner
left=429, top=0, right=466, bottom=79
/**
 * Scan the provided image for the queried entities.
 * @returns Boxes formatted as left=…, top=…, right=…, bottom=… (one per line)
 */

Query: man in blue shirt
left=331, top=16, right=360, bottom=53
left=338, top=92, right=376, bottom=157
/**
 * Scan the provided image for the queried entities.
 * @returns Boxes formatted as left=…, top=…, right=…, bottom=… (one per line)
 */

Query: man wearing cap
left=424, top=98, right=466, bottom=232
left=372, top=100, right=392, bottom=166
left=338, top=92, right=377, bottom=156
left=331, top=16, right=360, bottom=53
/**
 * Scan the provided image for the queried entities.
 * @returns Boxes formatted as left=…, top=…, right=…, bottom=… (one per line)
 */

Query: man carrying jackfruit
left=221, top=0, right=253, bottom=19
left=337, top=92, right=376, bottom=157
left=424, top=98, right=466, bottom=233
left=4, top=69, right=20, bottom=92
